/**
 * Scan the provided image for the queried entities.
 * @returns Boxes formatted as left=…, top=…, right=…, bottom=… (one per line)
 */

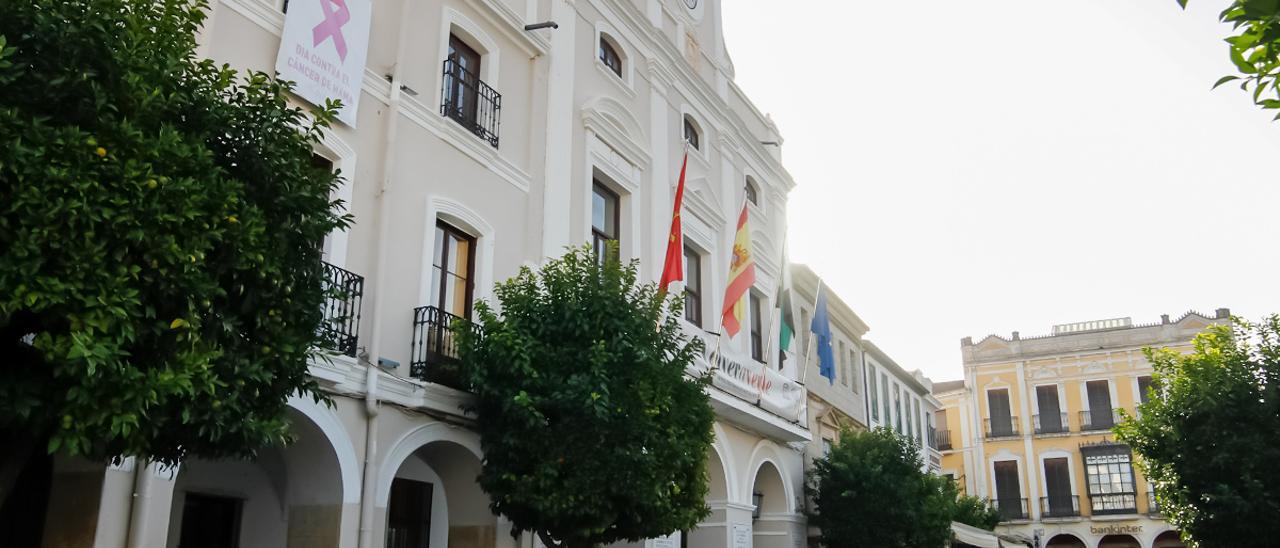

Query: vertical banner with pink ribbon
left=274, top=0, right=372, bottom=127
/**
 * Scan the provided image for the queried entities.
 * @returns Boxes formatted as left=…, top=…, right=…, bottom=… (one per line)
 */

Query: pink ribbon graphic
left=312, top=0, right=351, bottom=61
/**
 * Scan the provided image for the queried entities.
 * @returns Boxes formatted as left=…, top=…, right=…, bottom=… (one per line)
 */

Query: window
left=591, top=181, right=619, bottom=263
left=599, top=36, right=622, bottom=77
left=178, top=493, right=242, bottom=548
left=745, top=177, right=759, bottom=205
left=1084, top=380, right=1114, bottom=430
left=837, top=341, right=846, bottom=385
left=912, top=398, right=921, bottom=444
left=822, top=438, right=833, bottom=457
left=851, top=350, right=861, bottom=394
left=430, top=221, right=476, bottom=319
left=683, top=246, right=701, bottom=327
left=1137, top=376, right=1154, bottom=404
left=986, top=389, right=1015, bottom=437
left=1043, top=457, right=1076, bottom=517
left=1082, top=444, right=1137, bottom=514
left=683, top=116, right=700, bottom=150
left=444, top=35, right=482, bottom=126
left=869, top=370, right=880, bottom=421
left=905, top=393, right=913, bottom=439
left=881, top=373, right=890, bottom=425
left=1035, top=385, right=1064, bottom=434
left=387, top=478, right=433, bottom=548
left=749, top=292, right=764, bottom=363
left=993, top=461, right=1025, bottom=520
left=894, top=385, right=903, bottom=433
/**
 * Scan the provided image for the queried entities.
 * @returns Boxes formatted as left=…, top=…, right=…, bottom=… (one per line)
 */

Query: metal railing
left=441, top=59, right=501, bottom=148
left=1034, top=412, right=1069, bottom=435
left=1089, top=492, right=1138, bottom=515
left=318, top=261, right=363, bottom=357
left=410, top=305, right=480, bottom=387
left=994, top=498, right=1028, bottom=521
left=934, top=429, right=953, bottom=451
left=1079, top=409, right=1121, bottom=431
left=1147, top=492, right=1162, bottom=516
left=1040, top=495, right=1081, bottom=518
left=984, top=416, right=1020, bottom=439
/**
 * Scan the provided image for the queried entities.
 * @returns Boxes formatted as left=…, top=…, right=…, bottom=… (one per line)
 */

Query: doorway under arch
left=749, top=460, right=794, bottom=548
left=1044, top=533, right=1087, bottom=548
left=382, top=438, right=496, bottom=548
left=1098, top=534, right=1142, bottom=548
left=1153, top=530, right=1187, bottom=548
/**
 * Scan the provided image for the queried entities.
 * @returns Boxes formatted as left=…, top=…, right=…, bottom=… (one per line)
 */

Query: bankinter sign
left=275, top=0, right=372, bottom=127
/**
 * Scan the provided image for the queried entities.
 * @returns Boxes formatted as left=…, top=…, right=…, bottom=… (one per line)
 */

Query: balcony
left=440, top=59, right=501, bottom=148
left=1033, top=412, right=1069, bottom=436
left=934, top=429, right=953, bottom=451
left=1147, top=492, right=1163, bottom=516
left=1079, top=409, right=1121, bottom=432
left=318, top=261, right=364, bottom=357
left=1040, top=495, right=1081, bottom=518
left=1089, top=492, right=1138, bottom=515
left=410, top=305, right=480, bottom=388
left=994, top=498, right=1028, bottom=521
left=984, top=416, right=1021, bottom=439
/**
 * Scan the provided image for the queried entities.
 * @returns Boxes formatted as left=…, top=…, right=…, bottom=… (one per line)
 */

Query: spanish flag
left=720, top=201, right=755, bottom=337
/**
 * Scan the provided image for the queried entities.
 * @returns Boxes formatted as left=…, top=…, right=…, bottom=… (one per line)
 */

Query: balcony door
left=987, top=389, right=1013, bottom=436
left=430, top=221, right=475, bottom=320
left=1043, top=457, right=1073, bottom=516
left=1036, top=385, right=1063, bottom=433
left=993, top=460, right=1022, bottom=519
left=1086, top=380, right=1113, bottom=428
left=445, top=35, right=481, bottom=125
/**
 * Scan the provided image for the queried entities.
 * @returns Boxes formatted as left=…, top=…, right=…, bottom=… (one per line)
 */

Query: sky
left=722, top=0, right=1280, bottom=382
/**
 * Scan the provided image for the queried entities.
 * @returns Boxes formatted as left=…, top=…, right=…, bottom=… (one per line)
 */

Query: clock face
left=684, top=0, right=698, bottom=8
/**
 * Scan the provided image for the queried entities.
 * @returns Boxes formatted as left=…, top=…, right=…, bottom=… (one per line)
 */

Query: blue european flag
left=811, top=287, right=835, bottom=384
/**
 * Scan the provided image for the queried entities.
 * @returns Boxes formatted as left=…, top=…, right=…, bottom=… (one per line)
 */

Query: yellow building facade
left=933, top=309, right=1230, bottom=548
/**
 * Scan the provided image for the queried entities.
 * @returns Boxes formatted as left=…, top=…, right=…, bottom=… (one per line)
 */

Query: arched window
left=683, top=116, right=700, bottom=150
left=599, top=35, right=622, bottom=77
left=744, top=177, right=759, bottom=205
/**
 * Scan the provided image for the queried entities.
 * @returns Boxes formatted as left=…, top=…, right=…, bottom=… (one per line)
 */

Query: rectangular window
left=387, top=478, right=433, bottom=548
left=837, top=341, right=846, bottom=386
left=993, top=460, right=1024, bottom=520
left=444, top=35, right=482, bottom=125
left=1137, top=376, right=1154, bottom=404
left=987, top=389, right=1015, bottom=437
left=881, top=373, right=891, bottom=425
left=1082, top=445, right=1137, bottom=514
left=682, top=246, right=702, bottom=327
left=869, top=369, right=880, bottom=421
left=591, top=181, right=619, bottom=263
left=912, top=398, right=921, bottom=444
left=851, top=350, right=861, bottom=394
left=1035, top=385, right=1064, bottom=434
left=749, top=292, right=764, bottom=363
left=1043, top=457, right=1075, bottom=517
left=894, top=385, right=903, bottom=433
left=1085, top=380, right=1114, bottom=429
left=178, top=493, right=242, bottom=548
left=431, top=221, right=476, bottom=319
left=599, top=37, right=622, bottom=77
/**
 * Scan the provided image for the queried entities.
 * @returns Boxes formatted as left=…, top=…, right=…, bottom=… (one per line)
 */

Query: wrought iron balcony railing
left=410, top=305, right=480, bottom=387
left=934, top=429, right=953, bottom=451
left=1034, top=412, right=1069, bottom=435
left=994, top=498, right=1028, bottom=521
left=1089, top=492, right=1138, bottom=515
left=984, top=416, right=1020, bottom=439
left=441, top=59, right=501, bottom=148
left=318, top=261, right=363, bottom=357
left=1040, top=495, right=1081, bottom=518
left=1079, top=409, right=1121, bottom=431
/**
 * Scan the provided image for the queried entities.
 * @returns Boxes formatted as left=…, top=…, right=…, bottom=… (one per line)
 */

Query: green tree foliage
left=457, top=245, right=715, bottom=548
left=1116, top=317, right=1280, bottom=547
left=1178, top=0, right=1280, bottom=117
left=809, top=428, right=978, bottom=548
left=0, top=0, right=348, bottom=469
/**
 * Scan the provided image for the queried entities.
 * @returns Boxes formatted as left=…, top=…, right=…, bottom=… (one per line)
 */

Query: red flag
left=658, top=154, right=689, bottom=295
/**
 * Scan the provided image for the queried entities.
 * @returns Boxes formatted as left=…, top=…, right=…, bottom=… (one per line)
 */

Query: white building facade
left=861, top=341, right=944, bottom=473
left=34, top=1, right=822, bottom=548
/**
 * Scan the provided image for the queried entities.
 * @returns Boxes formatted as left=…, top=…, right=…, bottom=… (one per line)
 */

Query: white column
left=540, top=0, right=577, bottom=260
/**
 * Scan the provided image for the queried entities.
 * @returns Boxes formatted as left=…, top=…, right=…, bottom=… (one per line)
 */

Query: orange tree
left=457, top=245, right=715, bottom=548
left=0, top=0, right=346, bottom=513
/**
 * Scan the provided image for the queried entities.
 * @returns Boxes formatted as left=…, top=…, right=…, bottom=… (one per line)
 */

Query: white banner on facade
left=703, top=347, right=806, bottom=423
left=274, top=0, right=372, bottom=127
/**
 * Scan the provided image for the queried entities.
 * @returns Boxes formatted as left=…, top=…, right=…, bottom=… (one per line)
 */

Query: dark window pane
left=683, top=118, right=699, bottom=150
left=683, top=246, right=701, bottom=326
left=387, top=478, right=433, bottom=548
left=599, top=37, right=622, bottom=77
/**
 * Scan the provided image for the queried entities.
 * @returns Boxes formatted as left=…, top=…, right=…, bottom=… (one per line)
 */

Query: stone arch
left=1097, top=534, right=1142, bottom=548
left=286, top=395, right=361, bottom=504
left=1151, top=530, right=1186, bottom=548
left=745, top=440, right=794, bottom=512
left=377, top=422, right=496, bottom=548
left=1044, top=533, right=1087, bottom=548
